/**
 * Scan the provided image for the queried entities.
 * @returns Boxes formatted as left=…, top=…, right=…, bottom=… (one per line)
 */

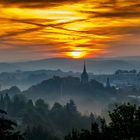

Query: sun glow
left=72, top=51, right=82, bottom=57
left=68, top=50, right=86, bottom=58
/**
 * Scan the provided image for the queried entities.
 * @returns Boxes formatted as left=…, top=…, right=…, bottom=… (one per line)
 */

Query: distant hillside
left=0, top=63, right=19, bottom=72
left=14, top=57, right=140, bottom=74
left=0, top=69, right=79, bottom=90
left=0, top=56, right=140, bottom=74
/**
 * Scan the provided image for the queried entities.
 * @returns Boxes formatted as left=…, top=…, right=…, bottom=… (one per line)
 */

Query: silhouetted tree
left=0, top=94, right=4, bottom=110
left=0, top=109, right=24, bottom=140
left=66, top=100, right=77, bottom=115
left=4, top=94, right=11, bottom=111
left=109, top=103, right=140, bottom=140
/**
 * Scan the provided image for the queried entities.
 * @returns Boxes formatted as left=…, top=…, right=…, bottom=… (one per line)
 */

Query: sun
left=69, top=50, right=86, bottom=58
left=72, top=51, right=81, bottom=57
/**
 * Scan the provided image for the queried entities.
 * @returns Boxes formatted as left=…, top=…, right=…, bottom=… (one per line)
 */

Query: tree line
left=0, top=94, right=91, bottom=140
left=1, top=94, right=140, bottom=140
left=65, top=103, right=140, bottom=140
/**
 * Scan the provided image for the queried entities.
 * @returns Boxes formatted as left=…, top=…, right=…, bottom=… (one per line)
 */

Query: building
left=81, top=62, right=89, bottom=84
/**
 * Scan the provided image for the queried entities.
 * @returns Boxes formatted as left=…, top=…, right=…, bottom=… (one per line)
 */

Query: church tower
left=81, top=62, right=89, bottom=84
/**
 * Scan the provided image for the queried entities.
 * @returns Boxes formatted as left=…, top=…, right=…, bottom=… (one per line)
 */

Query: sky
left=0, top=0, right=140, bottom=61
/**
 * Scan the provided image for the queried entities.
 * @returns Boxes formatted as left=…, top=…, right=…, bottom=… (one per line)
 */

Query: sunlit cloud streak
left=0, top=0, right=140, bottom=61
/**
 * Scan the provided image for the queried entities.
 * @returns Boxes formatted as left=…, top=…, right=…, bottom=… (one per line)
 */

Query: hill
left=0, top=56, right=140, bottom=74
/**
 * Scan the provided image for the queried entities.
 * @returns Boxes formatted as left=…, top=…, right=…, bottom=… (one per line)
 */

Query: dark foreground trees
left=0, top=109, right=24, bottom=140
left=65, top=103, right=140, bottom=140
left=25, top=126, right=59, bottom=140
left=1, top=93, right=140, bottom=140
left=0, top=94, right=91, bottom=139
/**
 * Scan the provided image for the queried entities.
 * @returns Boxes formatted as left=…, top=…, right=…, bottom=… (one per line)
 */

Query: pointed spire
left=81, top=61, right=89, bottom=84
left=83, top=61, right=87, bottom=73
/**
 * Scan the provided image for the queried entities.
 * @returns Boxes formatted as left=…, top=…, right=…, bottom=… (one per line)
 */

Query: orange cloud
left=0, top=0, right=140, bottom=61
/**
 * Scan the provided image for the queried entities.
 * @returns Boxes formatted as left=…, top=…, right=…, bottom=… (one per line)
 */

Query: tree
left=35, top=99, right=49, bottom=116
left=0, top=109, right=24, bottom=140
left=26, top=99, right=34, bottom=109
left=0, top=94, right=4, bottom=110
left=11, top=94, right=26, bottom=117
left=65, top=129, right=79, bottom=140
left=35, top=99, right=49, bottom=110
left=4, top=94, right=11, bottom=111
left=66, top=100, right=77, bottom=115
left=109, top=103, right=140, bottom=140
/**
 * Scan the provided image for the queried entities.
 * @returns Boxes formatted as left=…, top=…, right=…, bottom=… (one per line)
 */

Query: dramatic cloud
left=0, top=0, right=78, bottom=8
left=0, top=0, right=140, bottom=61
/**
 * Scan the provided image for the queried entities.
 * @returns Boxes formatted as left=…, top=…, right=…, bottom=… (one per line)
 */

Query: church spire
left=81, top=61, right=89, bottom=84
left=83, top=61, right=86, bottom=73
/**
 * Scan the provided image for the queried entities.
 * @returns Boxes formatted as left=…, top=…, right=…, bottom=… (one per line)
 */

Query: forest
left=0, top=93, right=140, bottom=140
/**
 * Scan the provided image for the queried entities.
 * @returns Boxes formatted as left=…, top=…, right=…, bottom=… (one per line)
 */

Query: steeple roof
left=83, top=61, right=87, bottom=74
left=81, top=61, right=89, bottom=84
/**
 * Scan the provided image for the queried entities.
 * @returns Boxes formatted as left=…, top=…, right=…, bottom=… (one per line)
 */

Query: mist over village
left=0, top=0, right=140, bottom=140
